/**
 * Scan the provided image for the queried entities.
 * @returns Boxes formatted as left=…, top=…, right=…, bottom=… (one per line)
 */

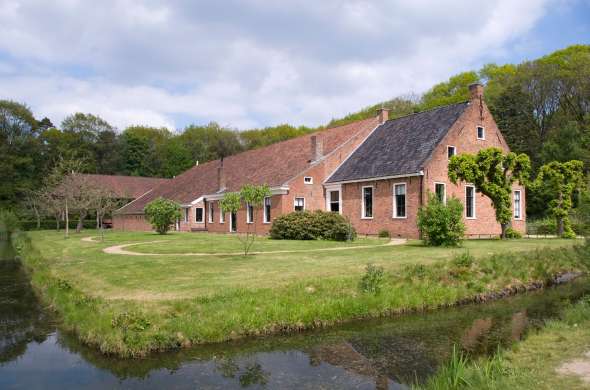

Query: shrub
left=378, top=229, right=390, bottom=238
left=417, top=194, right=465, bottom=246
left=144, top=197, right=181, bottom=235
left=0, top=209, right=21, bottom=237
left=270, top=211, right=356, bottom=241
left=452, top=251, right=475, bottom=268
left=358, top=263, right=385, bottom=294
left=504, top=227, right=522, bottom=239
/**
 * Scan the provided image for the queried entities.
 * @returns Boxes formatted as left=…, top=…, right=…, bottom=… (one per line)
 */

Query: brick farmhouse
left=114, top=84, right=525, bottom=238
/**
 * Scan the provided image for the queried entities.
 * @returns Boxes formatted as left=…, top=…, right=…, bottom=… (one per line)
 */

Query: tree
left=417, top=194, right=465, bottom=246
left=219, top=185, right=271, bottom=255
left=0, top=100, right=41, bottom=210
left=448, top=147, right=531, bottom=238
left=89, top=186, right=118, bottom=241
left=420, top=71, right=480, bottom=110
left=533, top=160, right=585, bottom=238
left=61, top=113, right=116, bottom=172
left=44, top=158, right=87, bottom=238
left=144, top=198, right=181, bottom=234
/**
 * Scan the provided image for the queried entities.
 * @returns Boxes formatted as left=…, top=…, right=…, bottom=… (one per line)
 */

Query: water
left=1, top=240, right=589, bottom=390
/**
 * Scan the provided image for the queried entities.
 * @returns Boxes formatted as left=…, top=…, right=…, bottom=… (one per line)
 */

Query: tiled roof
left=326, top=102, right=469, bottom=183
left=76, top=174, right=169, bottom=198
left=117, top=117, right=379, bottom=214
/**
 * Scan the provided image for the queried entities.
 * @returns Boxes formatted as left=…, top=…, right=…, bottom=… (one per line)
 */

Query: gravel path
left=87, top=237, right=407, bottom=256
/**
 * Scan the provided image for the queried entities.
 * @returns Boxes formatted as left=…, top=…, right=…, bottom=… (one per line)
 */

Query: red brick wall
left=113, top=214, right=153, bottom=231
left=342, top=177, right=422, bottom=239
left=205, top=195, right=283, bottom=235
left=423, top=100, right=526, bottom=235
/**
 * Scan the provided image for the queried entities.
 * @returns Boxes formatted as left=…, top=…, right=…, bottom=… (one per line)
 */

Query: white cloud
left=0, top=0, right=552, bottom=130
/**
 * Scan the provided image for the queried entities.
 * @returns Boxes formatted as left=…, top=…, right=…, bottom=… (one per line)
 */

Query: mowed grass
left=29, top=230, right=575, bottom=300
left=18, top=230, right=589, bottom=357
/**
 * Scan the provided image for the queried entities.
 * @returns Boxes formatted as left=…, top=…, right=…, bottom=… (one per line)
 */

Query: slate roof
left=73, top=174, right=169, bottom=199
left=326, top=102, right=470, bottom=183
left=116, top=116, right=380, bottom=214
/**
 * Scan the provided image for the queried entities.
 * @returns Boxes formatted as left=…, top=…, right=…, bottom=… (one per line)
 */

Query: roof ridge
left=382, top=100, right=469, bottom=124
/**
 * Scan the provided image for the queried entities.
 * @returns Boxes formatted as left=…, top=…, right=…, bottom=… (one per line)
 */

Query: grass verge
left=14, top=231, right=590, bottom=358
left=418, top=294, right=590, bottom=389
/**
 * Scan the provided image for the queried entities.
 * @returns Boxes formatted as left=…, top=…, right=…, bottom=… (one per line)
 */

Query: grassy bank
left=15, top=230, right=589, bottom=357
left=419, top=294, right=590, bottom=389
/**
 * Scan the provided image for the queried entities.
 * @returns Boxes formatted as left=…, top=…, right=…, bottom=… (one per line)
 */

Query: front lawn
left=18, top=230, right=588, bottom=357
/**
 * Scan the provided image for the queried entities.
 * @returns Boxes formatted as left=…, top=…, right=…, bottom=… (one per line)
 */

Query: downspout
left=419, top=174, right=424, bottom=239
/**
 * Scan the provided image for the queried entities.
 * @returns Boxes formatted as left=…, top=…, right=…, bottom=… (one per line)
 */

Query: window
left=263, top=197, right=271, bottom=223
left=195, top=207, right=204, bottom=223
left=184, top=208, right=189, bottom=222
left=447, top=146, right=456, bottom=159
left=208, top=202, right=214, bottom=223
left=477, top=126, right=485, bottom=140
left=393, top=183, right=406, bottom=218
left=328, top=190, right=340, bottom=213
left=304, top=176, right=313, bottom=184
left=294, top=197, right=305, bottom=212
left=362, top=186, right=373, bottom=218
left=465, top=186, right=476, bottom=219
left=514, top=190, right=522, bottom=219
left=435, top=182, right=446, bottom=203
left=246, top=203, right=253, bottom=223
left=220, top=208, right=225, bottom=223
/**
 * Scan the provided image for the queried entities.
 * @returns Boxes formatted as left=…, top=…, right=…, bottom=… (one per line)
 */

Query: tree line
left=1, top=44, right=588, bottom=222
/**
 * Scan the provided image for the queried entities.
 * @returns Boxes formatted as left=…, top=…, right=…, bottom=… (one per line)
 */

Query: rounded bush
left=270, top=210, right=356, bottom=241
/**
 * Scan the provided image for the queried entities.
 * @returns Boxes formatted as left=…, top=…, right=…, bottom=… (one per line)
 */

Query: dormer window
left=304, top=176, right=313, bottom=184
left=447, top=146, right=456, bottom=159
left=477, top=126, right=485, bottom=140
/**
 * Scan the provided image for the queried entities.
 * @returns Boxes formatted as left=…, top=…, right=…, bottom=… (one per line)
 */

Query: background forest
left=1, top=45, right=589, bottom=222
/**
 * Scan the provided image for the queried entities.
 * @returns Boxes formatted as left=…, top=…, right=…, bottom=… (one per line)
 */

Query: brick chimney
left=377, top=107, right=390, bottom=124
left=469, top=83, right=484, bottom=101
left=310, top=135, right=323, bottom=162
left=217, top=159, right=226, bottom=191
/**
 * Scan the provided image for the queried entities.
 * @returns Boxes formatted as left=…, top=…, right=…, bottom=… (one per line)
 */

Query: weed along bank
left=114, top=84, right=525, bottom=238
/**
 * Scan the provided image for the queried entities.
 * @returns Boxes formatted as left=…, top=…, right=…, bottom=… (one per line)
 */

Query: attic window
left=477, top=126, right=485, bottom=140
left=304, top=176, right=313, bottom=184
left=447, top=146, right=456, bottom=159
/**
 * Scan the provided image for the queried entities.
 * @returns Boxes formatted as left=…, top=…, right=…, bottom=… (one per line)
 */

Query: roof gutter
left=199, top=185, right=290, bottom=201
left=324, top=171, right=424, bottom=186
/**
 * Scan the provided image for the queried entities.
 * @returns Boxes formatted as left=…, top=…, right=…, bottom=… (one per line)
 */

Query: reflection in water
left=0, top=238, right=589, bottom=389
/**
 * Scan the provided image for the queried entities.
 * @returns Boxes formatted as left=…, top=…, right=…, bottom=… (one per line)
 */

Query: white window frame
left=465, top=185, right=476, bottom=219
left=393, top=183, right=407, bottom=219
left=304, top=176, right=313, bottom=184
left=361, top=185, right=374, bottom=219
left=207, top=202, right=214, bottom=223
left=477, top=126, right=485, bottom=140
left=184, top=207, right=189, bottom=223
left=263, top=196, right=271, bottom=224
left=514, top=190, right=522, bottom=220
left=246, top=202, right=254, bottom=224
left=434, top=182, right=447, bottom=204
left=294, top=197, right=305, bottom=212
left=219, top=204, right=225, bottom=224
left=195, top=207, right=204, bottom=223
left=447, top=145, right=456, bottom=160
left=326, top=189, right=342, bottom=214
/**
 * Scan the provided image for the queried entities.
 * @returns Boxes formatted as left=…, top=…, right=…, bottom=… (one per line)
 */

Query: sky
left=0, top=0, right=588, bottom=131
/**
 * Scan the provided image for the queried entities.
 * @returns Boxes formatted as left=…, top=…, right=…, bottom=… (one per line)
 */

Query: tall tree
left=0, top=100, right=40, bottom=210
left=448, top=148, right=531, bottom=238
left=533, top=160, right=585, bottom=238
